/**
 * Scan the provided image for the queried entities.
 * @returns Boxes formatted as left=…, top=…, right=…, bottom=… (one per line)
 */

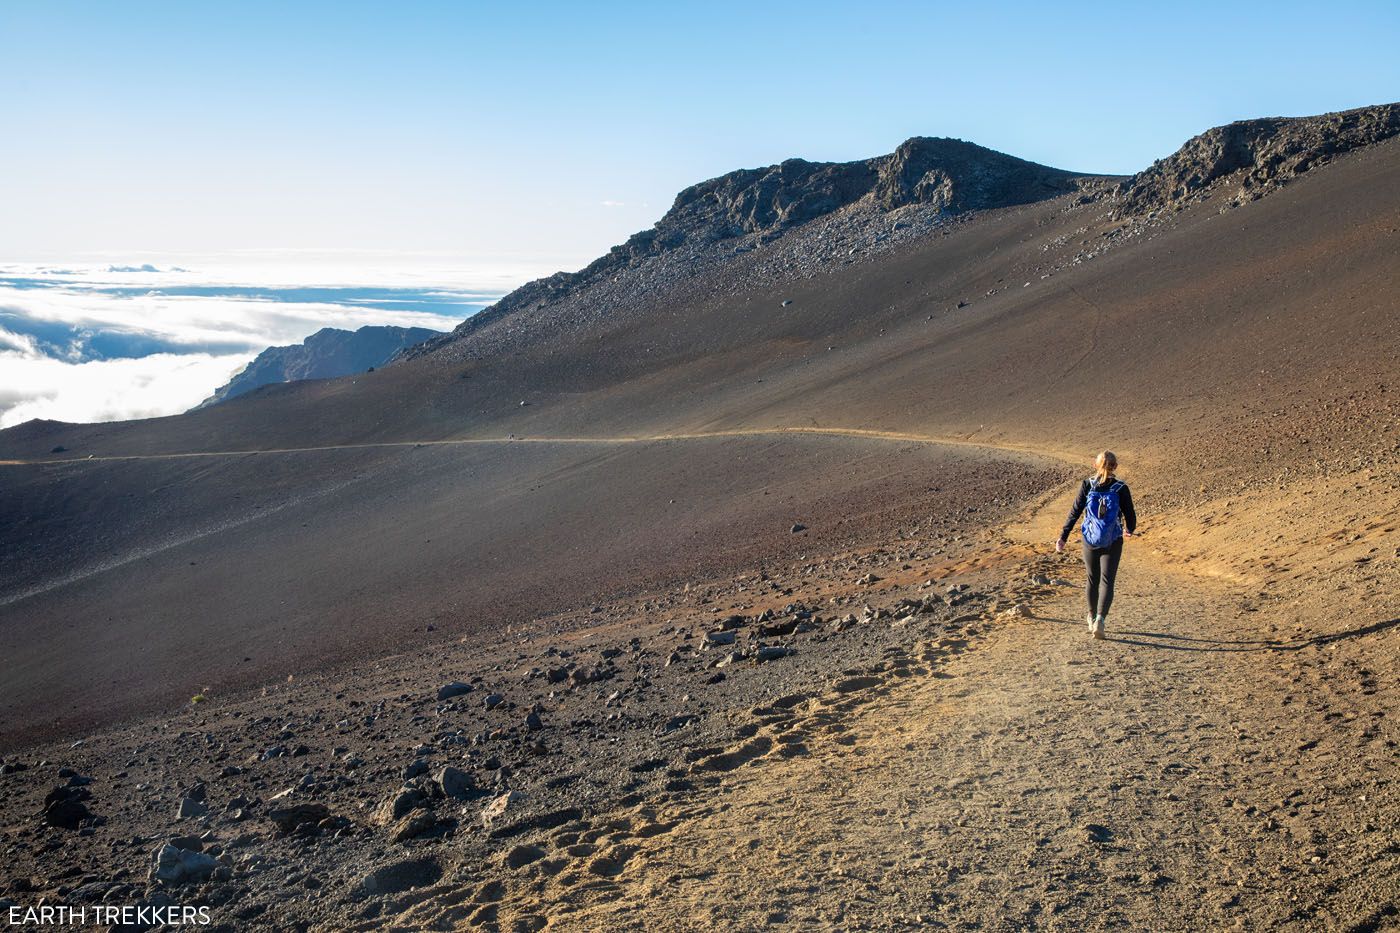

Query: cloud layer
left=0, top=261, right=508, bottom=428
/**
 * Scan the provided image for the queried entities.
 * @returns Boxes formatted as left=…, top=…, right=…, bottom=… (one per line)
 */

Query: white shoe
left=1092, top=616, right=1105, bottom=640
left=1087, top=613, right=1096, bottom=634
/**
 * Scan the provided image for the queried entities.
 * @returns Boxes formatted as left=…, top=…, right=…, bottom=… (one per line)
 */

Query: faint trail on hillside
left=0, top=469, right=380, bottom=609
left=0, top=427, right=1080, bottom=467
left=1055, top=284, right=1107, bottom=382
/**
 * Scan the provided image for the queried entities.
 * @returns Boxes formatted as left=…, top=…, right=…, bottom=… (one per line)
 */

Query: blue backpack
left=1082, top=479, right=1125, bottom=548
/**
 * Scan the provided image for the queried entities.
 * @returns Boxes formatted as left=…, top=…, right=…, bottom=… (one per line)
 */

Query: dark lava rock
left=1112, top=103, right=1400, bottom=218
left=437, top=766, right=476, bottom=801
left=437, top=681, right=472, bottom=701
left=267, top=802, right=332, bottom=834
left=42, top=785, right=93, bottom=829
left=43, top=798, right=91, bottom=830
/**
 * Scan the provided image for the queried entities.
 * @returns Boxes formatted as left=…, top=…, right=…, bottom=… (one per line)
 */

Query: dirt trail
left=0, top=426, right=1079, bottom=467
left=382, top=497, right=1398, bottom=932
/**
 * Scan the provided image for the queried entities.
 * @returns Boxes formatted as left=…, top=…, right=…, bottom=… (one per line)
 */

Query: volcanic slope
left=0, top=105, right=1397, bottom=749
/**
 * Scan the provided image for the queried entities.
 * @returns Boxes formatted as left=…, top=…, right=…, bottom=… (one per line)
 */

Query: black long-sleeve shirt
left=1059, top=477, right=1137, bottom=543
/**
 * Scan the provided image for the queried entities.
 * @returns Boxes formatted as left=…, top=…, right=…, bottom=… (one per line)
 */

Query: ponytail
left=1094, top=450, right=1118, bottom=485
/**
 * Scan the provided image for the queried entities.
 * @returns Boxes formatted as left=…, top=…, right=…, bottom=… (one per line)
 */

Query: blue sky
left=3, top=0, right=1397, bottom=264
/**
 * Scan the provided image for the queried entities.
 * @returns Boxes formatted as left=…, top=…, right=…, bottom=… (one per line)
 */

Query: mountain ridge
left=403, top=102, right=1399, bottom=366
left=401, top=137, right=1096, bottom=361
left=198, top=324, right=443, bottom=409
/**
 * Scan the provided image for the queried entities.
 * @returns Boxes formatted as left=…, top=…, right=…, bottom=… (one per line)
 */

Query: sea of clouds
left=0, top=254, right=540, bottom=428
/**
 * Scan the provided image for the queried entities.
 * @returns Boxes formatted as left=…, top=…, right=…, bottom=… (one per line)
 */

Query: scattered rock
left=150, top=844, right=219, bottom=885
left=377, top=787, right=430, bottom=826
left=267, top=802, right=332, bottom=834
left=175, top=797, right=208, bottom=820
left=42, top=785, right=95, bottom=830
left=437, top=682, right=472, bottom=701
left=704, top=630, right=737, bottom=648
left=659, top=714, right=699, bottom=734
left=481, top=791, right=523, bottom=828
left=389, top=809, right=440, bottom=843
left=437, top=767, right=477, bottom=801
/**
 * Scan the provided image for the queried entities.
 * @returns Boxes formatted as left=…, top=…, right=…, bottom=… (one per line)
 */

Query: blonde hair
left=1094, top=450, right=1118, bottom=485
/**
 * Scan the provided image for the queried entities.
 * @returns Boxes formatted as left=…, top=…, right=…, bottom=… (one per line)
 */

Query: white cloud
left=0, top=350, right=255, bottom=428
left=600, top=200, right=627, bottom=208
left=0, top=256, right=536, bottom=427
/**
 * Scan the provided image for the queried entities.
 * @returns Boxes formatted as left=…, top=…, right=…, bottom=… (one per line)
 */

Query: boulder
left=266, top=802, right=331, bottom=834
left=388, top=810, right=440, bottom=843
left=376, top=787, right=430, bottom=826
left=437, top=682, right=472, bottom=701
left=176, top=797, right=208, bottom=820
left=436, top=767, right=476, bottom=801
left=480, top=790, right=522, bottom=828
left=42, top=786, right=92, bottom=830
left=150, top=844, right=219, bottom=885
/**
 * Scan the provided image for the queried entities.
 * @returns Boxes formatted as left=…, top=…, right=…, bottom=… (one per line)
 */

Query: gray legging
left=1082, top=538, right=1124, bottom=617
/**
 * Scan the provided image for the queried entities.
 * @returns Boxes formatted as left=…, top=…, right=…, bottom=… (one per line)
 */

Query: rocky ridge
left=199, top=325, right=443, bottom=409
left=402, top=139, right=1096, bottom=362
left=403, top=103, right=1399, bottom=369
left=1109, top=102, right=1400, bottom=218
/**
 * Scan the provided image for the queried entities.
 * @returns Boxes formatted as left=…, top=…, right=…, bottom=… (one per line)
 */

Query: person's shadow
left=1041, top=615, right=1400, bottom=652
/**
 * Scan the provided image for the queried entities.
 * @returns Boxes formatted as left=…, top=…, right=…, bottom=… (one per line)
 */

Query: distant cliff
left=197, top=325, right=442, bottom=408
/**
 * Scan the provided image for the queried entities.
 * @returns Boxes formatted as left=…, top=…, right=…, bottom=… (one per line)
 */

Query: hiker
left=1056, top=451, right=1137, bottom=639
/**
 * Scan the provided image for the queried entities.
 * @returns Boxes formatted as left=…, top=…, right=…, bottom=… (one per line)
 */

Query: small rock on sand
left=437, top=682, right=472, bottom=701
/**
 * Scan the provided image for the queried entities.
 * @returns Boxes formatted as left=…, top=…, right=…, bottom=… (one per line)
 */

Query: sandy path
left=385, top=501, right=1398, bottom=932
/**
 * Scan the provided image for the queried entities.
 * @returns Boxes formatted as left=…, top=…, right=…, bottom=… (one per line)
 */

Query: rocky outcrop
left=1111, top=102, right=1400, bottom=217
left=198, top=325, right=442, bottom=408
left=408, top=139, right=1088, bottom=357
left=401, top=103, right=1400, bottom=366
